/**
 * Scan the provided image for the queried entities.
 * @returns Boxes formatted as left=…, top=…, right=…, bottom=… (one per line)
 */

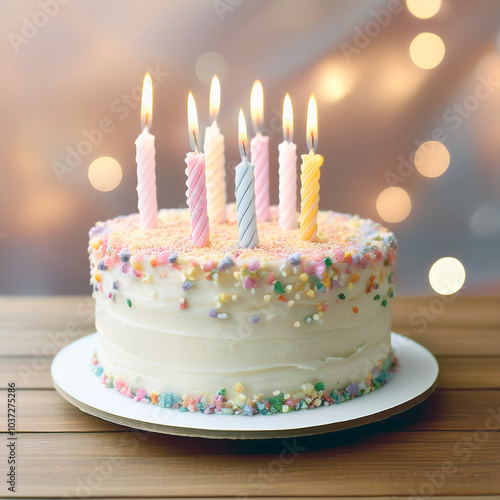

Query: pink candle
left=278, top=94, right=298, bottom=230
left=185, top=92, right=210, bottom=247
left=250, top=80, right=270, bottom=222
left=136, top=73, right=158, bottom=229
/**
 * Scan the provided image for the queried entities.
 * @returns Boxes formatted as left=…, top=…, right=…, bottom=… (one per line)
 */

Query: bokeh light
left=195, top=52, right=228, bottom=85
left=315, top=61, right=353, bottom=103
left=470, top=205, right=500, bottom=238
left=406, top=0, right=441, bottom=19
left=88, top=156, right=123, bottom=192
left=376, top=187, right=412, bottom=223
left=414, top=141, right=450, bottom=178
left=410, top=33, right=445, bottom=70
left=429, top=257, right=466, bottom=295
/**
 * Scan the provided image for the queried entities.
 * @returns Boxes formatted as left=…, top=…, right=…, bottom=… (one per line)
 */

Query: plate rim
left=51, top=332, right=438, bottom=440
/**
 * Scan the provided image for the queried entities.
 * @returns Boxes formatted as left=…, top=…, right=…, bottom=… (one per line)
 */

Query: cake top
left=89, top=205, right=396, bottom=270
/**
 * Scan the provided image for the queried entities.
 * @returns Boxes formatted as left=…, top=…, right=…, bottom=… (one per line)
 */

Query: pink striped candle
left=278, top=94, right=297, bottom=230
left=250, top=80, right=270, bottom=222
left=136, top=73, right=158, bottom=229
left=185, top=92, right=210, bottom=247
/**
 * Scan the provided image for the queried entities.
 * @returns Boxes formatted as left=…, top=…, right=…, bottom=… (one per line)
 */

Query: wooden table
left=1, top=295, right=499, bottom=499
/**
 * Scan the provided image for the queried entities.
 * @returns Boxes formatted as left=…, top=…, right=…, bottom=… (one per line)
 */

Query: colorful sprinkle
left=248, top=259, right=260, bottom=271
left=249, top=315, right=260, bottom=325
left=119, top=249, right=130, bottom=262
left=217, top=256, right=234, bottom=271
left=89, top=237, right=102, bottom=250
left=243, top=277, right=257, bottom=290
left=94, top=351, right=399, bottom=417
left=290, top=252, right=301, bottom=265
left=274, top=281, right=285, bottom=294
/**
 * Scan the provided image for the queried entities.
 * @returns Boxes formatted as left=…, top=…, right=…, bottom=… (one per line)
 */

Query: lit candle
left=250, top=80, right=270, bottom=222
left=299, top=93, right=324, bottom=242
left=203, top=75, right=227, bottom=224
left=185, top=92, right=210, bottom=247
left=135, top=73, right=158, bottom=229
left=278, top=93, right=298, bottom=230
left=235, top=109, right=259, bottom=248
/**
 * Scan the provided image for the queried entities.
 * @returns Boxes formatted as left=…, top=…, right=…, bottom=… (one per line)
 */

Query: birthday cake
left=88, top=205, right=398, bottom=415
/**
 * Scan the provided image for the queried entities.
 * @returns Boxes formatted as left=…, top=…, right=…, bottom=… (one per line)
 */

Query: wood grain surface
left=0, top=295, right=499, bottom=498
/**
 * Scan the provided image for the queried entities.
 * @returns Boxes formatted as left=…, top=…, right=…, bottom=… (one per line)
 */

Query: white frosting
left=95, top=259, right=393, bottom=399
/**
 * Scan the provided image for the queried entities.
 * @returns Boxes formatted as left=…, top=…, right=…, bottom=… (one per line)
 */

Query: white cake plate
left=51, top=332, right=438, bottom=440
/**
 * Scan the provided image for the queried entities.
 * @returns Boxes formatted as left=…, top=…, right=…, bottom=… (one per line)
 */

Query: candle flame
left=250, top=80, right=264, bottom=134
left=141, top=73, right=153, bottom=131
left=306, top=93, right=318, bottom=153
left=209, top=75, right=221, bottom=122
left=282, top=93, right=293, bottom=143
left=187, top=92, right=200, bottom=153
left=238, top=108, right=248, bottom=159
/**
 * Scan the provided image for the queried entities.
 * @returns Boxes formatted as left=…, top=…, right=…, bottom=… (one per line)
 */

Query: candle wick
left=142, top=113, right=150, bottom=132
left=310, top=132, right=315, bottom=152
left=242, top=141, right=247, bottom=158
left=193, top=130, right=199, bottom=154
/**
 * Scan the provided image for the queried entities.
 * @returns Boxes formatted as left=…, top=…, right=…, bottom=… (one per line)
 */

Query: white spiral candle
left=235, top=158, right=259, bottom=249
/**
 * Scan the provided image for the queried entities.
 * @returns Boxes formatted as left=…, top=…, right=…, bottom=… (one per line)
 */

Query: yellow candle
left=299, top=94, right=323, bottom=241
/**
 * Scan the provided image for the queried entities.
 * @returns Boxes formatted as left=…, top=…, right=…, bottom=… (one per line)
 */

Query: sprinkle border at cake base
left=91, top=351, right=398, bottom=416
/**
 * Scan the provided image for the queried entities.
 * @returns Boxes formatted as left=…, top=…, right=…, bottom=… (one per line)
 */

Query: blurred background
left=1, top=0, right=499, bottom=295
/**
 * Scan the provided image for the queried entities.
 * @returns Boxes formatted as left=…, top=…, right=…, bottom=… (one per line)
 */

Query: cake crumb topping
left=89, top=205, right=396, bottom=266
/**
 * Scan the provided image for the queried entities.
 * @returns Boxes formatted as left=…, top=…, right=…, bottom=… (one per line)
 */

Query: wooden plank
left=437, top=356, right=500, bottom=389
left=401, top=329, right=500, bottom=356
left=4, top=326, right=497, bottom=356
left=1, top=295, right=497, bottom=327
left=54, top=498, right=500, bottom=500
left=402, top=328, right=500, bottom=356
left=2, top=355, right=499, bottom=390
left=0, top=295, right=94, bottom=325
left=392, top=296, right=500, bottom=329
left=0, top=356, right=55, bottom=389
left=11, top=431, right=500, bottom=497
left=0, top=296, right=95, bottom=356
left=1, top=295, right=499, bottom=356
left=1, top=389, right=498, bottom=434
left=0, top=325, right=95, bottom=356
left=0, top=388, right=125, bottom=433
